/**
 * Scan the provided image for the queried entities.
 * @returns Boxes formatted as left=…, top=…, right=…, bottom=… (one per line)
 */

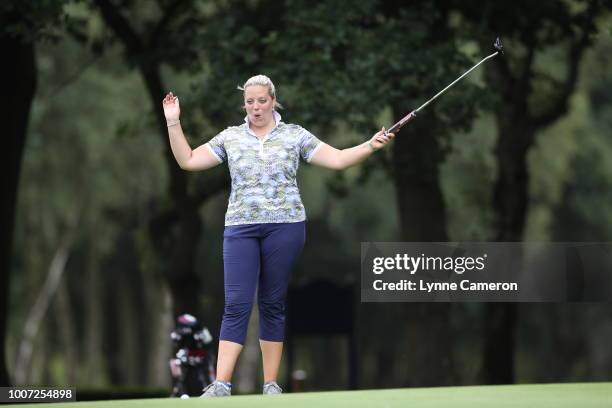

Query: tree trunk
left=84, top=243, right=104, bottom=385
left=483, top=303, right=517, bottom=384
left=483, top=100, right=535, bottom=384
left=55, top=279, right=79, bottom=385
left=392, top=109, right=449, bottom=242
left=13, top=225, right=77, bottom=384
left=149, top=286, right=173, bottom=387
left=391, top=108, right=457, bottom=386
left=0, top=37, right=37, bottom=387
left=492, top=119, right=533, bottom=243
left=139, top=65, right=204, bottom=317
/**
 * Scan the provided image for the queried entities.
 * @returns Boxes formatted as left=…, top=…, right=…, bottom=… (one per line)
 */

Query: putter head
left=493, top=37, right=504, bottom=55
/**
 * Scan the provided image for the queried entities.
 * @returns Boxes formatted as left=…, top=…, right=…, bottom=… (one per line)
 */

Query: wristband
left=167, top=119, right=180, bottom=127
left=367, top=141, right=376, bottom=152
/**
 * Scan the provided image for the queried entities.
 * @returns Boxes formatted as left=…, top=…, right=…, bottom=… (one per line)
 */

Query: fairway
left=15, top=382, right=612, bottom=408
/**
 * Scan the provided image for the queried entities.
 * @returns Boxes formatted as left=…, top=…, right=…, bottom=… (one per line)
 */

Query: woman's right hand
left=162, top=92, right=181, bottom=121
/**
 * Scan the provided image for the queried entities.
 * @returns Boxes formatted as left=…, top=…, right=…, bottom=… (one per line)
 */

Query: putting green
left=15, top=382, right=612, bottom=408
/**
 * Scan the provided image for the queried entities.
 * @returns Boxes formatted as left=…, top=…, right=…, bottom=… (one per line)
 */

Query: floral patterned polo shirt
left=205, top=112, right=323, bottom=226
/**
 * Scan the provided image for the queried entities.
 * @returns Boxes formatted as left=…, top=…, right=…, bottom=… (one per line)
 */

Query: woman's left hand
left=369, top=127, right=395, bottom=151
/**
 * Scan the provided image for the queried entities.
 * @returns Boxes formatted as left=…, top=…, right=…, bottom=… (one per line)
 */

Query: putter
left=386, top=37, right=504, bottom=135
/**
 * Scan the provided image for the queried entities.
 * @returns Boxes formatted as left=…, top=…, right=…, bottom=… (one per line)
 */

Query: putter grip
left=387, top=111, right=417, bottom=134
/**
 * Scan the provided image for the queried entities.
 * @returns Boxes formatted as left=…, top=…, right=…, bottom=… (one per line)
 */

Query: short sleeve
left=205, top=129, right=228, bottom=163
left=298, top=126, right=322, bottom=163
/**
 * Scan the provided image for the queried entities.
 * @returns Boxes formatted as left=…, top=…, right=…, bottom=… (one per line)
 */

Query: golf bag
left=169, top=314, right=216, bottom=397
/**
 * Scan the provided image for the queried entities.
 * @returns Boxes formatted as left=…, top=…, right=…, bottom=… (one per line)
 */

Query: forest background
left=2, top=0, right=612, bottom=395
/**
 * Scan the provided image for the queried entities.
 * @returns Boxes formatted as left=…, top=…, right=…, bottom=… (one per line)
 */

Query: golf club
left=386, top=37, right=504, bottom=135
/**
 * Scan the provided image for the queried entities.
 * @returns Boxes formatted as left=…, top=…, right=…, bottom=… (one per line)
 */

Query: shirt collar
left=244, top=111, right=282, bottom=137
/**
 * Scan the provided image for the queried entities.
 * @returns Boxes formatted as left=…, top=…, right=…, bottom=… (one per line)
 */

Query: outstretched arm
left=163, top=92, right=221, bottom=171
left=309, top=127, right=395, bottom=170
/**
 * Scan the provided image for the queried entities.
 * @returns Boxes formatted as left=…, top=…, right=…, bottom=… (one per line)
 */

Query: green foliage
left=193, top=0, right=485, bottom=137
left=441, top=115, right=497, bottom=241
left=0, top=0, right=77, bottom=42
left=530, top=26, right=612, bottom=241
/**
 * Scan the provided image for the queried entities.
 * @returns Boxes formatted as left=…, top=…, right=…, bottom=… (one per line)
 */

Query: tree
left=92, top=0, right=228, bottom=317
left=455, top=0, right=607, bottom=384
left=0, top=0, right=70, bottom=387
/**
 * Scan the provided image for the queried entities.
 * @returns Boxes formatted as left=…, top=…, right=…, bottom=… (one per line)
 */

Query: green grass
left=18, top=382, right=612, bottom=408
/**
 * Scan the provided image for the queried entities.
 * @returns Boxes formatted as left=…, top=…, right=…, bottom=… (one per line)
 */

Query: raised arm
left=163, top=92, right=221, bottom=171
left=309, top=127, right=395, bottom=170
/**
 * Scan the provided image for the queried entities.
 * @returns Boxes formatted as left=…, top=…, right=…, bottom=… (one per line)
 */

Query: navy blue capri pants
left=220, top=221, right=305, bottom=345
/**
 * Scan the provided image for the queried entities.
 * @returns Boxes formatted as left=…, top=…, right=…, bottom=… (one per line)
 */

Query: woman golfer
left=162, top=75, right=395, bottom=397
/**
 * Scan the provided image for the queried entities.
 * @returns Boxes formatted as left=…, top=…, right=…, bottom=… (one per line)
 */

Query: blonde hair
left=238, top=74, right=284, bottom=110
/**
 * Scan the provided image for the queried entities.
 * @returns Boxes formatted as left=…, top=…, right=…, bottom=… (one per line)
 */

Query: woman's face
left=244, top=85, right=275, bottom=128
